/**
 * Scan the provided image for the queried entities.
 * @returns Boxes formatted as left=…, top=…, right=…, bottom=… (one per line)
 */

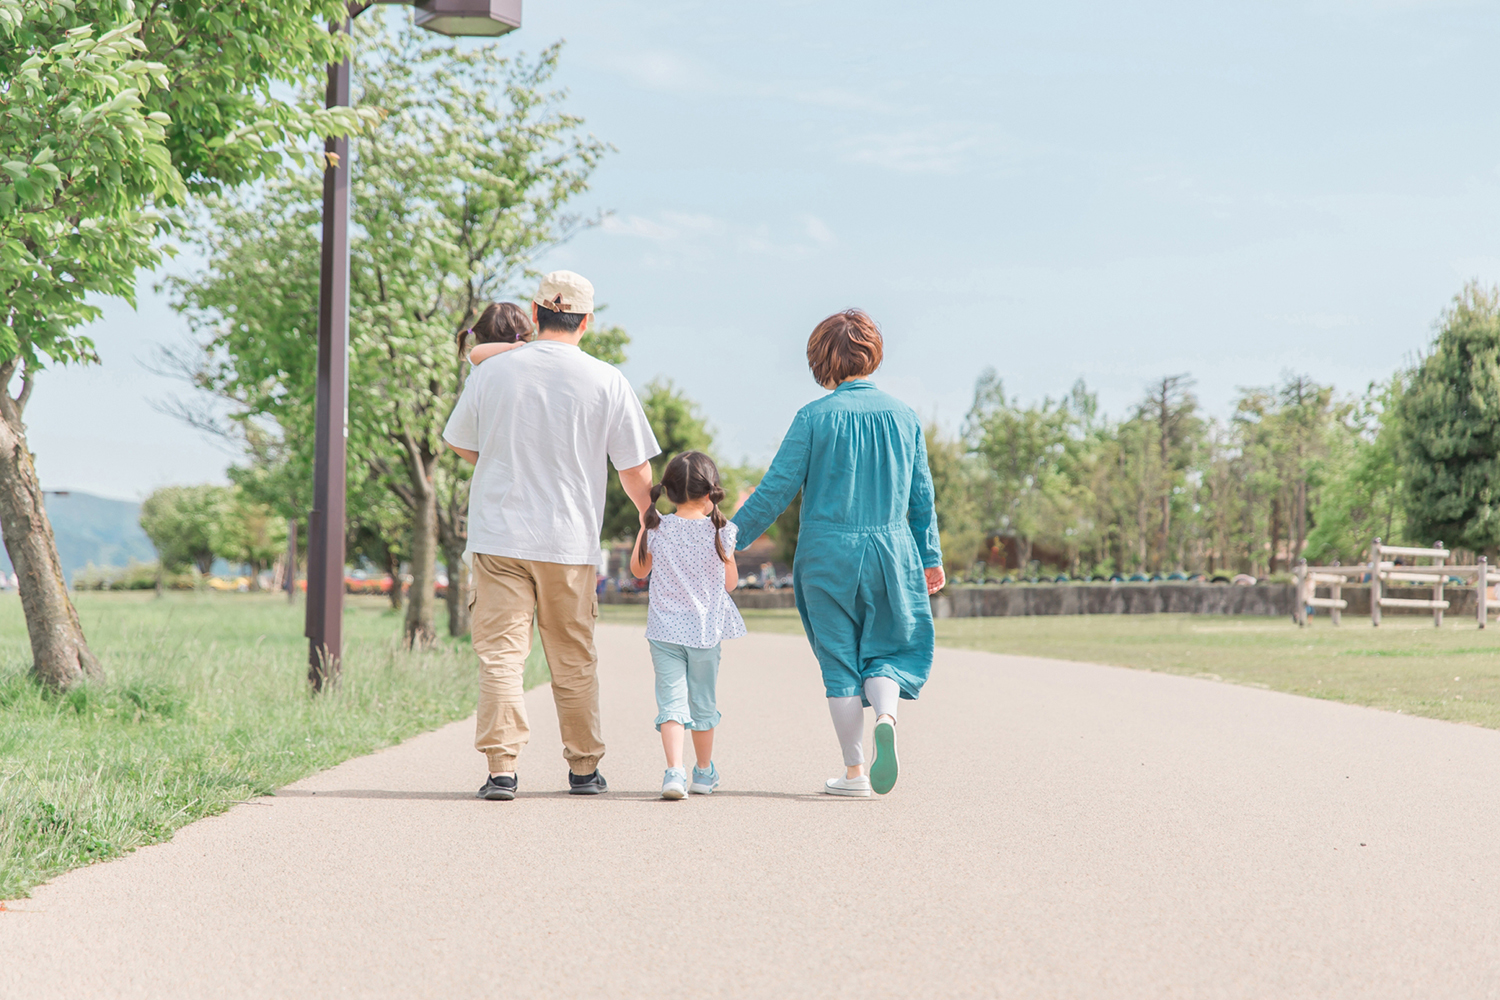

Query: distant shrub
left=72, top=561, right=194, bottom=591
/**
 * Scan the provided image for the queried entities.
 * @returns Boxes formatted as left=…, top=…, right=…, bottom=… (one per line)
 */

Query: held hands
left=925, top=566, right=946, bottom=595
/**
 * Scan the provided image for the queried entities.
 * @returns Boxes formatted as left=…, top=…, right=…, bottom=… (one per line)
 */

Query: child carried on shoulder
left=630, top=451, right=745, bottom=799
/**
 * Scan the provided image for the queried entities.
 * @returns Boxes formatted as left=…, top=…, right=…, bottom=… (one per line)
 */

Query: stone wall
left=598, top=589, right=798, bottom=609
left=604, top=584, right=1297, bottom=616
left=600, top=581, right=1489, bottom=619
left=931, top=583, right=1296, bottom=618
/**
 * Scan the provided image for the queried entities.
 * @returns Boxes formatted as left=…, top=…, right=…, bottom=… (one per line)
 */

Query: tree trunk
left=437, top=493, right=470, bottom=638
left=403, top=466, right=439, bottom=650
left=1269, top=497, right=1282, bottom=575
left=442, top=544, right=470, bottom=638
left=1290, top=479, right=1302, bottom=560
left=383, top=546, right=403, bottom=610
left=0, top=407, right=101, bottom=689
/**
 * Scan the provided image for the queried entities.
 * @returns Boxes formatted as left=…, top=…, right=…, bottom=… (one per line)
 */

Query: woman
left=732, top=309, right=944, bottom=797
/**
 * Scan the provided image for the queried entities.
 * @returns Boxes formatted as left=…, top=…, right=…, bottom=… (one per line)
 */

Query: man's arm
left=448, top=443, right=478, bottom=465
left=617, top=460, right=654, bottom=515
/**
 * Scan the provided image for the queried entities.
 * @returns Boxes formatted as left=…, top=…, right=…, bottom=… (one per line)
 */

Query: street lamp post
left=305, top=0, right=522, bottom=691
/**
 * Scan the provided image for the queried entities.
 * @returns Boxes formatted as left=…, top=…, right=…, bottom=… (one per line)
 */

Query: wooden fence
left=1294, top=538, right=1500, bottom=628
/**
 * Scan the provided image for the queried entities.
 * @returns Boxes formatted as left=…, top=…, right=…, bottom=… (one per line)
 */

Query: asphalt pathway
left=4, top=624, right=1499, bottom=998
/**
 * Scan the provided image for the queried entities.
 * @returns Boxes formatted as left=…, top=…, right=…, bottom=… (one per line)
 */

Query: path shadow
left=274, top=789, right=475, bottom=801
left=273, top=788, right=835, bottom=802
left=513, top=790, right=832, bottom=802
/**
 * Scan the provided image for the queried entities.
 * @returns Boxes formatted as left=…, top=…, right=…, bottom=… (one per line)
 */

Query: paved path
left=4, top=625, right=1500, bottom=999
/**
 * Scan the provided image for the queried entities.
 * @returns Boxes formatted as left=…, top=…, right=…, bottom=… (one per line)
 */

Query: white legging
left=828, top=676, right=901, bottom=768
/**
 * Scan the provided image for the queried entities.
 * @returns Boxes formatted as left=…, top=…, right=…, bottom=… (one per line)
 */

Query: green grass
left=0, top=592, right=546, bottom=900
left=600, top=604, right=1500, bottom=729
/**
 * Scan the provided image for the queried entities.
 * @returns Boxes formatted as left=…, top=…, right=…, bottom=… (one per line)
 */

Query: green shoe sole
left=870, top=721, right=899, bottom=795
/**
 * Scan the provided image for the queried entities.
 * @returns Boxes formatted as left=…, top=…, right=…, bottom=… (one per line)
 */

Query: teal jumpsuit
left=731, top=380, right=942, bottom=703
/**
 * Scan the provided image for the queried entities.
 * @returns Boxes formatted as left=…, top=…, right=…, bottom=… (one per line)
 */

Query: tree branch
left=0, top=358, right=19, bottom=427
left=16, top=371, right=33, bottom=416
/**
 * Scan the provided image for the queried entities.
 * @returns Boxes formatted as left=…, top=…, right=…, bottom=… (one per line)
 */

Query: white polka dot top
left=644, top=514, right=748, bottom=649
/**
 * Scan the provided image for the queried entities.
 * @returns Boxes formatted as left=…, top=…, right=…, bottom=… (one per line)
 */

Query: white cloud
left=803, top=215, right=835, bottom=246
left=601, top=210, right=833, bottom=263
left=1272, top=313, right=1361, bottom=330
left=839, top=122, right=1017, bottom=175
left=603, top=49, right=713, bottom=92
left=600, top=215, right=681, bottom=241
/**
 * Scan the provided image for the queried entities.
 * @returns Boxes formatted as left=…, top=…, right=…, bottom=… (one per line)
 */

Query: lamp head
left=414, top=0, right=521, bottom=36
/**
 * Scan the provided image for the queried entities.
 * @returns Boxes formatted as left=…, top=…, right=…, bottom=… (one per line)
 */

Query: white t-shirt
left=443, top=340, right=660, bottom=566
left=645, top=515, right=747, bottom=649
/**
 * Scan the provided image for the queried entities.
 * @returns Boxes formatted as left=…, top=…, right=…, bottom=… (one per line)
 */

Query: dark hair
left=535, top=307, right=587, bottom=334
left=634, top=451, right=730, bottom=569
left=807, top=308, right=883, bottom=387
left=457, top=302, right=532, bottom=359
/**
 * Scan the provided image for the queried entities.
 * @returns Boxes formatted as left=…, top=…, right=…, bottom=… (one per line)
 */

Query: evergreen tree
left=1396, top=282, right=1500, bottom=553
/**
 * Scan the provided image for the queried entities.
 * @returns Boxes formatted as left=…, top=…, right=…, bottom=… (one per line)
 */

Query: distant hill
left=0, top=492, right=157, bottom=584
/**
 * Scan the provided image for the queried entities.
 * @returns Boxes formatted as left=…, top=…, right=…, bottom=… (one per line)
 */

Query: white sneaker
left=823, top=775, right=872, bottom=797
left=661, top=768, right=687, bottom=799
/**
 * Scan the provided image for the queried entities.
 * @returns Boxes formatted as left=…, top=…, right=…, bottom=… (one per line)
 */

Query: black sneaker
left=567, top=770, right=608, bottom=795
left=477, top=774, right=517, bottom=801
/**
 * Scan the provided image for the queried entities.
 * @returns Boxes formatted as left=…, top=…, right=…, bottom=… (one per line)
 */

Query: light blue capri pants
left=648, top=639, right=722, bottom=731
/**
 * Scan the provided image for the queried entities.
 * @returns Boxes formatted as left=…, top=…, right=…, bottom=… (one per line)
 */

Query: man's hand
left=925, top=566, right=946, bottom=595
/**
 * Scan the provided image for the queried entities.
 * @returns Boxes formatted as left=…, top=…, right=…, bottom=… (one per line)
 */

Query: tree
left=1272, top=374, right=1339, bottom=561
left=1396, top=283, right=1500, bottom=554
left=1139, top=375, right=1202, bottom=572
left=1305, top=379, right=1405, bottom=562
left=211, top=487, right=287, bottom=588
left=966, top=369, right=1074, bottom=571
left=924, top=422, right=984, bottom=578
left=139, top=485, right=230, bottom=585
left=1, top=12, right=178, bottom=686
left=169, top=11, right=606, bottom=647
left=599, top=378, right=713, bottom=541
left=0, top=0, right=367, bottom=688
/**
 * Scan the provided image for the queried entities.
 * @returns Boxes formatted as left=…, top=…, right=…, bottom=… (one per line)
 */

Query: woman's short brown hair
left=807, top=309, right=884, bottom=387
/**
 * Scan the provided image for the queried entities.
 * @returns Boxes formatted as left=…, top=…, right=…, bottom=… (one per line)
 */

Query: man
left=444, top=271, right=658, bottom=799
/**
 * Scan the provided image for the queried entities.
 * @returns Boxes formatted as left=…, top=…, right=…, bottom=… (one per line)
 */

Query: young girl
left=458, top=301, right=533, bottom=364
left=629, top=451, right=746, bottom=799
left=729, top=309, right=944, bottom=797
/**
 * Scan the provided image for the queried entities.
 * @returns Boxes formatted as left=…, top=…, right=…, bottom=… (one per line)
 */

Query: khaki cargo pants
left=470, top=554, right=602, bottom=775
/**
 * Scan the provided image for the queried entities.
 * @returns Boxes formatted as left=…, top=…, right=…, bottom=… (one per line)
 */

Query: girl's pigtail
left=708, top=485, right=729, bottom=563
left=634, top=483, right=665, bottom=567
left=456, top=327, right=473, bottom=361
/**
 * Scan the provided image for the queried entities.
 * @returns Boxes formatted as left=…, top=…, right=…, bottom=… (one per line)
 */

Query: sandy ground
left=3, top=623, right=1499, bottom=999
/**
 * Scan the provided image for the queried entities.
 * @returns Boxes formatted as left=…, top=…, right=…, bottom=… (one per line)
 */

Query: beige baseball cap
left=533, top=270, right=594, bottom=314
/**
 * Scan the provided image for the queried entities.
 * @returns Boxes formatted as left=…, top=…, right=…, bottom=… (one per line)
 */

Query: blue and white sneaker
left=661, top=768, right=687, bottom=799
left=689, top=762, right=720, bottom=795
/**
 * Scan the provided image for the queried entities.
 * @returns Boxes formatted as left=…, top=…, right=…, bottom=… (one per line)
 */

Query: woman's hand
left=925, top=566, right=946, bottom=595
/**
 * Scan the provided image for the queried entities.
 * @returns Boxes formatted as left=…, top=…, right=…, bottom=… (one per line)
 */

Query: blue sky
left=27, top=0, right=1500, bottom=499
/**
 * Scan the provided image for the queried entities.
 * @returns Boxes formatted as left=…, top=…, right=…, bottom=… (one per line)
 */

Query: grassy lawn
left=601, top=604, right=1500, bottom=729
left=0, top=592, right=546, bottom=900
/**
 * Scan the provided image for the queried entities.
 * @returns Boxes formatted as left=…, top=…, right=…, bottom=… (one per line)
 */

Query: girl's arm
left=629, top=520, right=652, bottom=579
left=469, top=341, right=523, bottom=365
left=723, top=550, right=739, bottom=591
